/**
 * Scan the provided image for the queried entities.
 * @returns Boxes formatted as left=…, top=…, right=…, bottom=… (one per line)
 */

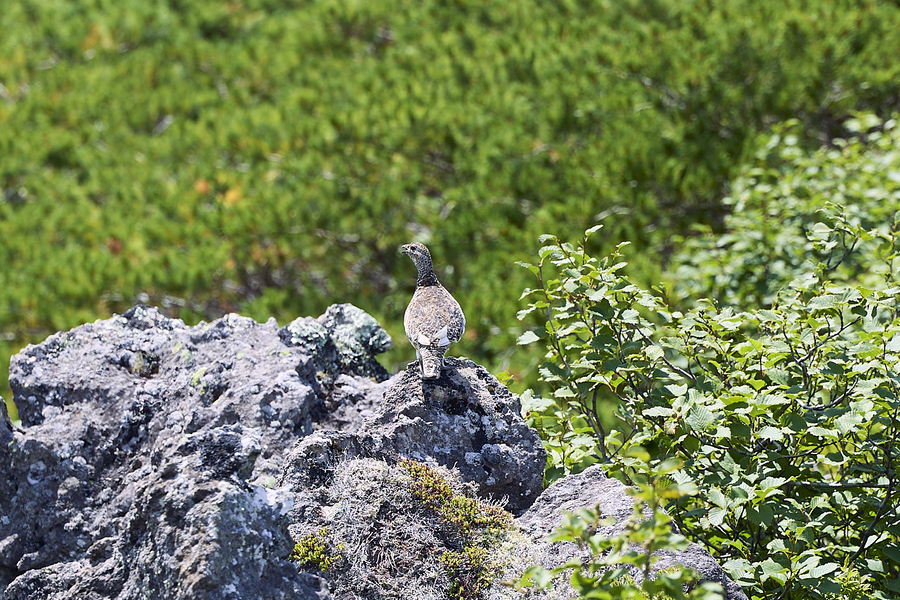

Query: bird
left=400, top=242, right=466, bottom=379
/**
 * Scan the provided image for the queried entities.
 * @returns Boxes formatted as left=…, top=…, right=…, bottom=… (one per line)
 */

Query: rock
left=276, top=454, right=748, bottom=600
left=516, top=465, right=750, bottom=600
left=373, top=357, right=546, bottom=513
left=314, top=373, right=400, bottom=433
left=0, top=399, right=11, bottom=448
left=275, top=355, right=547, bottom=599
left=280, top=303, right=391, bottom=382
left=280, top=357, right=546, bottom=515
left=280, top=455, right=525, bottom=600
left=274, top=359, right=749, bottom=599
left=288, top=457, right=456, bottom=599
left=0, top=304, right=393, bottom=599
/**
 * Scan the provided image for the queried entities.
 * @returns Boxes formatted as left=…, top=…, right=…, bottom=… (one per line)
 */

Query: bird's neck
left=416, top=267, right=440, bottom=288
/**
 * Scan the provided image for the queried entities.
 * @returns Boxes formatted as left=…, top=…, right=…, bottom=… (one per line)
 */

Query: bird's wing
left=405, top=286, right=464, bottom=347
left=449, top=304, right=465, bottom=343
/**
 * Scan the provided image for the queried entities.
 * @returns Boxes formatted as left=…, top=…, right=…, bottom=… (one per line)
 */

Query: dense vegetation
left=3, top=0, right=900, bottom=421
left=519, top=118, right=900, bottom=598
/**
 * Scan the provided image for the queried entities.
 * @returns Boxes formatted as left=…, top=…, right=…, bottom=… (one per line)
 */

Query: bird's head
left=400, top=242, right=430, bottom=259
left=401, top=242, right=436, bottom=281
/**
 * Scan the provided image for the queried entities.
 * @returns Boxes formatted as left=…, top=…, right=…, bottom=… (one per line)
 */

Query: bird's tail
left=421, top=354, right=443, bottom=379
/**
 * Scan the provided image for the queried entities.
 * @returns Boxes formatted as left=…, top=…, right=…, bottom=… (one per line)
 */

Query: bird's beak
left=400, top=244, right=411, bottom=255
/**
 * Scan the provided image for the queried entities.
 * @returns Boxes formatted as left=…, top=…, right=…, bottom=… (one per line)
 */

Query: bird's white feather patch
left=434, top=325, right=450, bottom=347
left=417, top=333, right=431, bottom=346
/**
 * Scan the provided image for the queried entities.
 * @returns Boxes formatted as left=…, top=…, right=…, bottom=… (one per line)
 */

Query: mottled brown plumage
left=401, top=242, right=465, bottom=379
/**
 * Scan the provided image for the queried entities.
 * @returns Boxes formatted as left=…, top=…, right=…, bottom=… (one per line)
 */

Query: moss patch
left=289, top=527, right=344, bottom=572
left=399, top=459, right=511, bottom=599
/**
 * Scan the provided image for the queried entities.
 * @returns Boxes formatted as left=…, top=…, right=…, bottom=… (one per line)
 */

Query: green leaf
left=866, top=559, right=884, bottom=573
left=747, top=378, right=767, bottom=391
left=517, top=330, right=543, bottom=345
left=834, top=412, right=863, bottom=434
left=620, top=309, right=640, bottom=323
left=539, top=246, right=558, bottom=260
left=645, top=345, right=664, bottom=361
left=707, top=507, right=728, bottom=527
left=516, top=565, right=554, bottom=589
left=707, top=487, right=728, bottom=508
left=665, top=383, right=688, bottom=397
left=515, top=261, right=539, bottom=275
left=807, top=426, right=837, bottom=439
left=886, top=335, right=900, bottom=352
left=685, top=405, right=714, bottom=432
left=808, top=295, right=840, bottom=310
left=757, top=426, right=785, bottom=441
left=802, top=562, right=840, bottom=579
left=759, top=558, right=789, bottom=584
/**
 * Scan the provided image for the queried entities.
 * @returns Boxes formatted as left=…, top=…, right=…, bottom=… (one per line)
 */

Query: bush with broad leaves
left=518, top=116, right=900, bottom=599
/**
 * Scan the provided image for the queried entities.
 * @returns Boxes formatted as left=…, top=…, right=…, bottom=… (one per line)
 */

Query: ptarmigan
left=401, top=242, right=465, bottom=379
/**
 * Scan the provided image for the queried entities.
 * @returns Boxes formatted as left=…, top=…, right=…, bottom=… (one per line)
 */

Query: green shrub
left=400, top=458, right=510, bottom=537
left=439, top=546, right=492, bottom=600
left=670, top=114, right=900, bottom=309
left=518, top=118, right=900, bottom=598
left=399, top=459, right=510, bottom=599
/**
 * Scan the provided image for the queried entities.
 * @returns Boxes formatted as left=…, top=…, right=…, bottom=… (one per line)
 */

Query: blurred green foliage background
left=2, top=0, right=899, bottom=421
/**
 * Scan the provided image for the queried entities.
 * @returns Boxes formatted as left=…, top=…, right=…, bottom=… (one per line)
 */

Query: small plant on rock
left=440, top=546, right=493, bottom=600
left=289, top=527, right=344, bottom=572
left=399, top=458, right=510, bottom=536
left=399, top=458, right=511, bottom=599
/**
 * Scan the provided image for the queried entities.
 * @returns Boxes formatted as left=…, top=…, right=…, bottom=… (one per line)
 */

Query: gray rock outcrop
left=0, top=304, right=746, bottom=600
left=516, top=465, right=749, bottom=600
left=1, top=305, right=344, bottom=599
left=281, top=357, right=545, bottom=515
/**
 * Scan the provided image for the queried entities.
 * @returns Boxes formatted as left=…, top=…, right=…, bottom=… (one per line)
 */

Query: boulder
left=279, top=303, right=392, bottom=382
left=281, top=357, right=545, bottom=514
left=0, top=305, right=349, bottom=599
left=516, top=465, right=749, bottom=600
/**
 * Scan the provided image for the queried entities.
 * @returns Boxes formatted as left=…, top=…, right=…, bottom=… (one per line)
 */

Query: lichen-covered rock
left=285, top=457, right=458, bottom=600
left=273, top=358, right=553, bottom=599
left=282, top=446, right=536, bottom=600
left=281, top=357, right=546, bottom=515
left=0, top=303, right=745, bottom=600
left=515, top=465, right=749, bottom=600
left=2, top=442, right=329, bottom=600
left=280, top=303, right=391, bottom=381
left=373, top=357, right=545, bottom=513
left=316, top=373, right=400, bottom=433
left=0, top=304, right=393, bottom=599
